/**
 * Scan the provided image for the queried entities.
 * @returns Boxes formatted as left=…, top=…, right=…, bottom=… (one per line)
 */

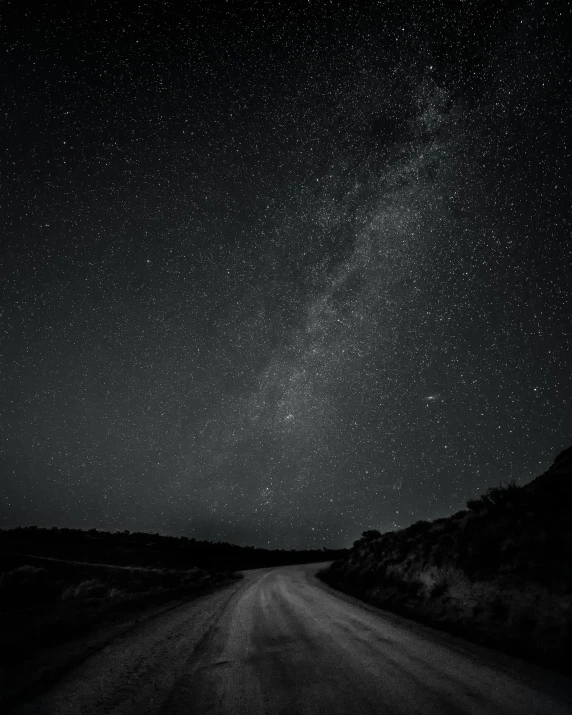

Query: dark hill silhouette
left=320, top=445, right=572, bottom=675
left=0, top=526, right=346, bottom=573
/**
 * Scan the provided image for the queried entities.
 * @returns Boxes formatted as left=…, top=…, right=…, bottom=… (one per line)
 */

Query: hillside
left=321, top=445, right=572, bottom=674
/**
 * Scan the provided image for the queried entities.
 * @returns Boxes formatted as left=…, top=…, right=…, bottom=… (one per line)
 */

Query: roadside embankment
left=320, top=446, right=572, bottom=675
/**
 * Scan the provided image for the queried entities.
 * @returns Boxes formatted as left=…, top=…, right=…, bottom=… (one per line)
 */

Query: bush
left=403, top=579, right=423, bottom=596
left=405, top=520, right=432, bottom=537
left=466, top=498, right=487, bottom=512
left=467, top=481, right=522, bottom=512
left=106, top=587, right=125, bottom=598
left=361, top=530, right=382, bottom=541
left=61, top=579, right=109, bottom=600
left=430, top=579, right=448, bottom=599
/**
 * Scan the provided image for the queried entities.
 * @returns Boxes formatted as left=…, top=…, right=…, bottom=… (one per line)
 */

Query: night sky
left=1, top=1, right=570, bottom=548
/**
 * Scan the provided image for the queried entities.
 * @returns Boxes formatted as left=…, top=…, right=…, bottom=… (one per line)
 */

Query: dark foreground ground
left=8, top=563, right=572, bottom=715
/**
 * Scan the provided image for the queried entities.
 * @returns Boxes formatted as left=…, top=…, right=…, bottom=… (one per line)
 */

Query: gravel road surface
left=12, top=563, right=572, bottom=715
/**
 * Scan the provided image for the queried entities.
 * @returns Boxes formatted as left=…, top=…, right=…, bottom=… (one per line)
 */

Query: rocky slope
left=321, top=446, right=572, bottom=673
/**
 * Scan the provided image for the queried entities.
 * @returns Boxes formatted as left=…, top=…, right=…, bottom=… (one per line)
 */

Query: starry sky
left=1, top=1, right=570, bottom=548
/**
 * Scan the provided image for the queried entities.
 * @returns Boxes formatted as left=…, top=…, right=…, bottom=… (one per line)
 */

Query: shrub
left=467, top=481, right=522, bottom=512
left=406, top=520, right=431, bottom=537
left=361, top=530, right=382, bottom=541
left=403, top=579, right=423, bottom=596
left=61, top=579, right=108, bottom=600
left=430, top=579, right=448, bottom=599
left=466, top=497, right=487, bottom=512
left=106, top=587, right=125, bottom=598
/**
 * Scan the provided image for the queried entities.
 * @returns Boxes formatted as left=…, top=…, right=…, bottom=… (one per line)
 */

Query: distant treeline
left=0, top=526, right=347, bottom=571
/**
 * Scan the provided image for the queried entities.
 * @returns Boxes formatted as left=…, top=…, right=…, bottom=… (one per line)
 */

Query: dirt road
left=12, top=564, right=572, bottom=714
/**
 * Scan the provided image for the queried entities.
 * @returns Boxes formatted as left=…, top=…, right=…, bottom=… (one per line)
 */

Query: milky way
left=1, top=2, right=570, bottom=547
